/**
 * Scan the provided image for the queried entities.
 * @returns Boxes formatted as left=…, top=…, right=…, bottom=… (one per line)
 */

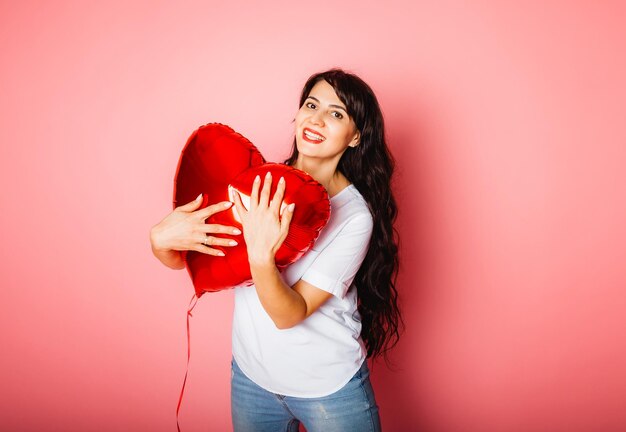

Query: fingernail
left=266, top=172, right=271, bottom=178
left=218, top=251, right=225, bottom=256
left=233, top=228, right=242, bottom=235
left=279, top=177, right=285, bottom=184
left=254, top=175, right=260, bottom=183
left=224, top=201, right=233, bottom=208
left=229, top=240, right=238, bottom=246
left=288, top=203, right=295, bottom=211
left=196, top=193, right=203, bottom=201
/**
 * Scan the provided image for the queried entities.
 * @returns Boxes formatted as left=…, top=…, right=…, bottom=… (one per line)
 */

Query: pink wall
left=1, top=1, right=625, bottom=431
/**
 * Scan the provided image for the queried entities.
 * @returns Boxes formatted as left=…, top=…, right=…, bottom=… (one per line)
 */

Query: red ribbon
left=176, top=293, right=199, bottom=432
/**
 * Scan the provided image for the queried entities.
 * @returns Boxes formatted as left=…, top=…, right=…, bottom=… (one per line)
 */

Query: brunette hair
left=284, top=69, right=402, bottom=358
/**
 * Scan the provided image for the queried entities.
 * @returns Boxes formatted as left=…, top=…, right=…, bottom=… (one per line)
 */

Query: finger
left=194, top=201, right=233, bottom=220
left=232, top=190, right=247, bottom=222
left=270, top=176, right=286, bottom=214
left=175, top=193, right=204, bottom=212
left=200, top=224, right=242, bottom=236
left=193, top=244, right=226, bottom=256
left=199, top=235, right=238, bottom=248
left=250, top=175, right=261, bottom=210
left=259, top=171, right=272, bottom=208
left=280, top=203, right=295, bottom=236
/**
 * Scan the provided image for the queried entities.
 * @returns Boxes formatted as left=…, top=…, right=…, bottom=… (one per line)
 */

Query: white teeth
left=304, top=130, right=325, bottom=141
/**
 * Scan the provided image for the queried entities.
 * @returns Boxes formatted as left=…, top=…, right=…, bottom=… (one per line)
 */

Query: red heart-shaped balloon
left=173, top=123, right=331, bottom=296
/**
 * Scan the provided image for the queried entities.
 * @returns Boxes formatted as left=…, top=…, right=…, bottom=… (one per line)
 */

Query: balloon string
left=176, top=293, right=199, bottom=432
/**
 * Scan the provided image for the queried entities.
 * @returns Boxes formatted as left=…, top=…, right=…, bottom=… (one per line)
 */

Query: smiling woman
left=150, top=68, right=401, bottom=432
left=285, top=69, right=402, bottom=361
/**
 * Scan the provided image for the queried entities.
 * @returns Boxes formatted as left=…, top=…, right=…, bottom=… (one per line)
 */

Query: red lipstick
left=302, top=127, right=326, bottom=144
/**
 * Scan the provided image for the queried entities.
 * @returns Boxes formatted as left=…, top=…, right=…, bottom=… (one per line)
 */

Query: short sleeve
left=299, top=213, right=374, bottom=299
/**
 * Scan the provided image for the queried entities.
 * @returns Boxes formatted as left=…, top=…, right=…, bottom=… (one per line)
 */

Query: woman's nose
left=309, top=110, right=324, bottom=126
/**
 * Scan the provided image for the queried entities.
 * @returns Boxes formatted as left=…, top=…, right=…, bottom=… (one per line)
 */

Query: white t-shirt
left=231, top=184, right=374, bottom=397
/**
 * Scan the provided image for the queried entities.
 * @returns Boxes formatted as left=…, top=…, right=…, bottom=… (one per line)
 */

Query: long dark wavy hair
left=284, top=69, right=402, bottom=359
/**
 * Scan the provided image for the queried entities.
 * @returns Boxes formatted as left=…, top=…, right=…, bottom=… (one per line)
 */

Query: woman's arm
left=250, top=259, right=332, bottom=329
left=233, top=172, right=333, bottom=329
left=150, top=230, right=186, bottom=269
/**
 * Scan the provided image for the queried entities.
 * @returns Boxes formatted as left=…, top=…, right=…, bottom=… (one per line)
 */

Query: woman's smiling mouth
left=303, top=128, right=326, bottom=144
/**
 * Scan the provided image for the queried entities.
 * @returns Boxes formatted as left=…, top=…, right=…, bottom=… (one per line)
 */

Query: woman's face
left=294, top=80, right=360, bottom=163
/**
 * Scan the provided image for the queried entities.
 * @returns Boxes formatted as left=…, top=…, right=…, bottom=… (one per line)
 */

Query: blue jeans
left=231, top=359, right=381, bottom=432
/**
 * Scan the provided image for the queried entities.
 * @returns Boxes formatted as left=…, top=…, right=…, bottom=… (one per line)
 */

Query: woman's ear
left=349, top=131, right=361, bottom=148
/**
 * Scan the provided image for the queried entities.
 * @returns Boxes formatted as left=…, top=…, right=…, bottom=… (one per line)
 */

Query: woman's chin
left=295, top=141, right=318, bottom=157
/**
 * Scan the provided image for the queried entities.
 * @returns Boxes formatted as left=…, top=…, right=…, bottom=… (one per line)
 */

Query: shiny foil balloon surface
left=173, top=123, right=331, bottom=296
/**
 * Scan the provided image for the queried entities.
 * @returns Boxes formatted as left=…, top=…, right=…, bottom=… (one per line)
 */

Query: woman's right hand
left=150, top=194, right=241, bottom=257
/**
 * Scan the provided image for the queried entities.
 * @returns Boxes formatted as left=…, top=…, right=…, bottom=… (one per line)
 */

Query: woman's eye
left=306, top=102, right=316, bottom=109
left=332, top=111, right=343, bottom=119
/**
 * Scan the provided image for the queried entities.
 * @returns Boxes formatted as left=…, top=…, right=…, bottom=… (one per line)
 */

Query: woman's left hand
left=232, top=172, right=295, bottom=266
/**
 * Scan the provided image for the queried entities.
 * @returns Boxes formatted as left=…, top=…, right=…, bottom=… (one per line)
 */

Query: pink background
left=1, top=1, right=625, bottom=431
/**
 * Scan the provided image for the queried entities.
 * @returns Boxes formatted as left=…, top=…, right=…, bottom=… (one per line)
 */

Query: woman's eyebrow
left=306, top=96, right=348, bottom=113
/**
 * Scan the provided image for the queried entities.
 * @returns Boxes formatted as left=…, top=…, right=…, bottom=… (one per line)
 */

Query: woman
left=150, top=69, right=401, bottom=432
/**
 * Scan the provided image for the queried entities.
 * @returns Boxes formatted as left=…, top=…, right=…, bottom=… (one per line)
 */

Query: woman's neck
left=292, top=157, right=350, bottom=198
